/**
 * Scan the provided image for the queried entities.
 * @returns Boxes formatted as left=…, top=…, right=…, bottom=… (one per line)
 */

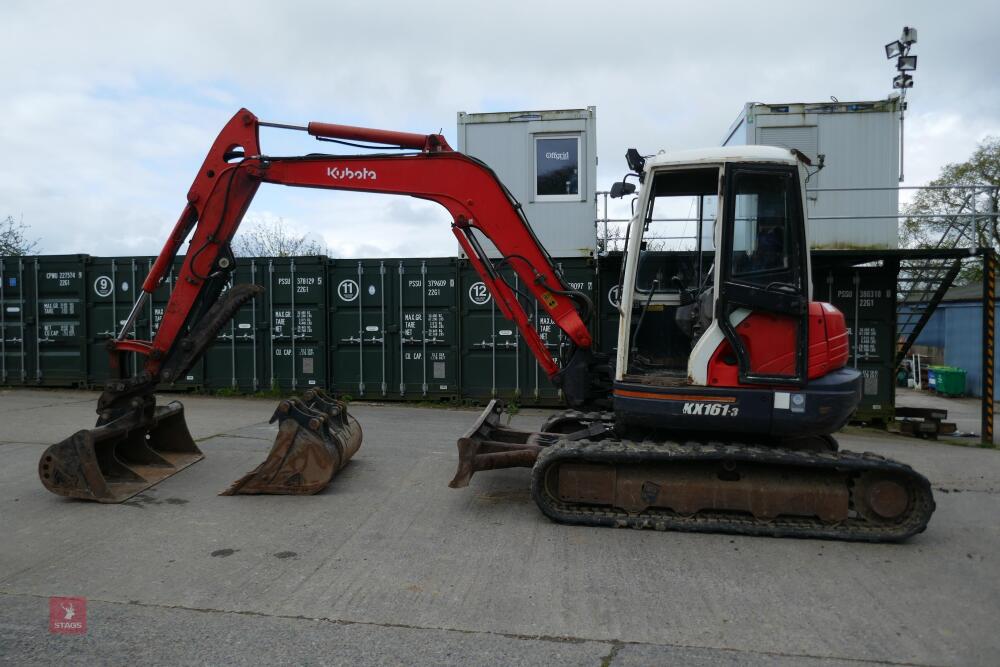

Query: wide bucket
left=221, top=390, right=362, bottom=495
left=38, top=401, right=203, bottom=503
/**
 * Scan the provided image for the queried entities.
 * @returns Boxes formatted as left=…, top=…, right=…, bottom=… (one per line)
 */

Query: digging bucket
left=221, top=390, right=362, bottom=495
left=38, top=401, right=203, bottom=503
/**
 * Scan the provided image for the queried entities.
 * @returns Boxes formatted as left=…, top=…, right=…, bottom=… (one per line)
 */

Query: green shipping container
left=812, top=262, right=897, bottom=425
left=328, top=258, right=459, bottom=401
left=87, top=257, right=149, bottom=387
left=816, top=265, right=896, bottom=324
left=0, top=255, right=88, bottom=387
left=459, top=258, right=598, bottom=406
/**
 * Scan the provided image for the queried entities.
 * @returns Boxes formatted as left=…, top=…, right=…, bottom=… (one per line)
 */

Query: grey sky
left=1, top=0, right=997, bottom=257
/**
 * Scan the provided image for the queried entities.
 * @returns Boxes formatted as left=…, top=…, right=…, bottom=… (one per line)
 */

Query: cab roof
left=645, top=145, right=802, bottom=170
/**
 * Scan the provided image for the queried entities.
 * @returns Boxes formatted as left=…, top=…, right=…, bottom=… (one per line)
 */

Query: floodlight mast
left=886, top=26, right=917, bottom=181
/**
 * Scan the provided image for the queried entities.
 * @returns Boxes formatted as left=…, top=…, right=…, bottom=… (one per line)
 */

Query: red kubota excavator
left=39, top=108, right=934, bottom=541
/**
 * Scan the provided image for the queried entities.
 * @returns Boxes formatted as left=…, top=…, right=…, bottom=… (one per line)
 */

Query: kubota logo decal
left=327, top=167, right=376, bottom=181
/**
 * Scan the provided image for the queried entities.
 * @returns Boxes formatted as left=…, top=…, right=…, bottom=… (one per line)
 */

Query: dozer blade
left=221, top=390, right=362, bottom=495
left=38, top=401, right=203, bottom=503
left=448, top=400, right=554, bottom=488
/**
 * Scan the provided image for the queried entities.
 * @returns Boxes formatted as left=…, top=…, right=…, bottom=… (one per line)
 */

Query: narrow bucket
left=221, top=391, right=362, bottom=495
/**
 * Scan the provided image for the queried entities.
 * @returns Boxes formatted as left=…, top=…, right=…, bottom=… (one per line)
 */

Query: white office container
left=723, top=99, right=901, bottom=249
left=457, top=108, right=597, bottom=258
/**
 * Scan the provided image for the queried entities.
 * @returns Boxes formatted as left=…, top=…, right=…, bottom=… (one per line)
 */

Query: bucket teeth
left=38, top=401, right=203, bottom=503
left=222, top=390, right=362, bottom=495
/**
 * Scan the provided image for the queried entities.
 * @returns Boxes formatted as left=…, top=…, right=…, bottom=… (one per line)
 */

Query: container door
left=329, top=260, right=391, bottom=398
left=33, top=256, right=88, bottom=386
left=203, top=259, right=265, bottom=392
left=0, top=257, right=29, bottom=385
left=397, top=259, right=459, bottom=399
left=87, top=258, right=140, bottom=386
left=266, top=257, right=327, bottom=392
left=460, top=262, right=521, bottom=402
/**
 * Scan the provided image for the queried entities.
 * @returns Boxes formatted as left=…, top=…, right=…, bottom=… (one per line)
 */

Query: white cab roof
left=645, top=145, right=800, bottom=170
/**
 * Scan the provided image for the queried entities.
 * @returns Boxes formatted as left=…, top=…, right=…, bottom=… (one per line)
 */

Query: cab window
left=730, top=170, right=796, bottom=281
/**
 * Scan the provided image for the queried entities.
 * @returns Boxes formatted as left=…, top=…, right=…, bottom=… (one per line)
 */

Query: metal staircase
left=894, top=205, right=979, bottom=366
left=895, top=256, right=963, bottom=366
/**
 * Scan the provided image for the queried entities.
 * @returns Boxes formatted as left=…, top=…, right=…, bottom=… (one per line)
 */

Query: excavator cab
left=611, top=147, right=858, bottom=442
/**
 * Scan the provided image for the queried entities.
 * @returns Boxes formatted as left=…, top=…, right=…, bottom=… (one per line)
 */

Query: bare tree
left=231, top=217, right=327, bottom=257
left=0, top=215, right=40, bottom=256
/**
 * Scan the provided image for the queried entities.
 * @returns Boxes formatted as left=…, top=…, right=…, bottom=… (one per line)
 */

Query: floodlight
left=896, top=55, right=917, bottom=71
left=625, top=148, right=646, bottom=174
left=885, top=40, right=903, bottom=59
left=901, top=26, right=918, bottom=45
left=893, top=73, right=914, bottom=89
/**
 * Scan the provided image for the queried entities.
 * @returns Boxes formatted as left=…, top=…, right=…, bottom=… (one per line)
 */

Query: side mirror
left=610, top=181, right=637, bottom=199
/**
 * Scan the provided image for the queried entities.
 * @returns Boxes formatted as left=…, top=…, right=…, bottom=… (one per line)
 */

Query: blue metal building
left=912, top=283, right=998, bottom=397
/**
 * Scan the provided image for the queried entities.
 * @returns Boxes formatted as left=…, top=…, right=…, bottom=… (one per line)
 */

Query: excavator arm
left=40, top=107, right=602, bottom=503
left=123, top=108, right=591, bottom=394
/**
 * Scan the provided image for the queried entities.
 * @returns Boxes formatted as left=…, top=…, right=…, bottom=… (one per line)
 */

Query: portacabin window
left=534, top=135, right=581, bottom=200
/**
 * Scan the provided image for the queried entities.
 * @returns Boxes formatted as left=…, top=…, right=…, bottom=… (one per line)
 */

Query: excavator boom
left=141, top=108, right=590, bottom=387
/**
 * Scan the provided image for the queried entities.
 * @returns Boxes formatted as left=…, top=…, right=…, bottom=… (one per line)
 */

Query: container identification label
left=93, top=276, right=113, bottom=298
left=468, top=282, right=491, bottom=305
left=338, top=279, right=359, bottom=302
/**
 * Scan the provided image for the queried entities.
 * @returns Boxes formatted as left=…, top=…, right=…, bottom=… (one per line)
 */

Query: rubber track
left=531, top=440, right=935, bottom=542
left=539, top=409, right=614, bottom=431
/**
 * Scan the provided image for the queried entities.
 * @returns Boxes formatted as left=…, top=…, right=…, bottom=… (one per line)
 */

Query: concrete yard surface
left=1, top=388, right=999, bottom=666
